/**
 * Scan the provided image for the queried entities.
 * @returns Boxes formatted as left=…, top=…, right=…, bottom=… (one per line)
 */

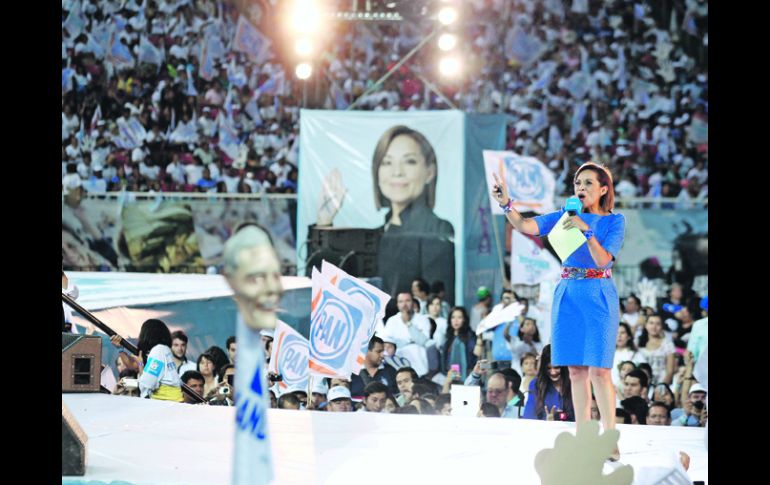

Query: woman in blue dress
left=492, top=161, right=625, bottom=460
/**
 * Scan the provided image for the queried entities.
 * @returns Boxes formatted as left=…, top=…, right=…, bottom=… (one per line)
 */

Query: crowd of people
left=102, top=276, right=707, bottom=429
left=62, top=0, right=708, bottom=206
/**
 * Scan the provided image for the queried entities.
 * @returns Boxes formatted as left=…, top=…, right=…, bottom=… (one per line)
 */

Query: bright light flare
left=438, top=7, right=458, bottom=25
left=295, top=38, right=313, bottom=56
left=439, top=57, right=461, bottom=77
left=296, top=62, right=312, bottom=79
left=438, top=33, right=457, bottom=51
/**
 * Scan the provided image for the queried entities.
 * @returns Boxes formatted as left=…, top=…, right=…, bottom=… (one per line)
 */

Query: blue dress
left=533, top=209, right=626, bottom=368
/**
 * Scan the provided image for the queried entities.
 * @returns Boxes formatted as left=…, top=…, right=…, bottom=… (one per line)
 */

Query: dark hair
left=615, top=407, right=632, bottom=424
left=204, top=345, right=229, bottom=373
left=412, top=278, right=430, bottom=295
left=637, top=363, right=653, bottom=382
left=393, top=404, right=419, bottom=414
left=137, top=319, right=172, bottom=364
left=499, top=368, right=523, bottom=395
left=218, top=364, right=234, bottom=382
left=620, top=396, right=648, bottom=425
left=520, top=352, right=538, bottom=368
left=534, top=345, right=573, bottom=420
left=278, top=393, right=301, bottom=409
left=574, top=161, right=615, bottom=212
left=648, top=401, right=672, bottom=419
left=119, top=369, right=139, bottom=379
left=443, top=306, right=472, bottom=359
left=637, top=313, right=663, bottom=348
left=181, top=370, right=204, bottom=384
left=363, top=381, right=389, bottom=397
left=170, top=330, right=188, bottom=344
left=480, top=402, right=501, bottom=417
left=197, top=352, right=216, bottom=375
left=430, top=280, right=445, bottom=294
left=226, top=335, right=236, bottom=348
left=411, top=382, right=437, bottom=400
left=368, top=335, right=384, bottom=351
left=617, top=322, right=637, bottom=351
left=410, top=397, right=435, bottom=415
left=625, top=369, right=649, bottom=389
left=372, top=125, right=438, bottom=210
left=396, top=367, right=418, bottom=380
left=517, top=317, right=541, bottom=343
left=435, top=393, right=451, bottom=411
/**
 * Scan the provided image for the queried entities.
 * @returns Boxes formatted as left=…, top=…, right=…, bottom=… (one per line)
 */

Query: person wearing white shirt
left=376, top=293, right=432, bottom=376
left=165, top=154, right=187, bottom=186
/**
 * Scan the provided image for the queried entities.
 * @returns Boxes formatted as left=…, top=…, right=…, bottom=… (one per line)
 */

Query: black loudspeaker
left=306, top=227, right=379, bottom=277
left=62, top=401, right=87, bottom=475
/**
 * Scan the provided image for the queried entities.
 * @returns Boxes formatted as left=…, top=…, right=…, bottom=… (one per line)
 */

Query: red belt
left=561, top=266, right=612, bottom=279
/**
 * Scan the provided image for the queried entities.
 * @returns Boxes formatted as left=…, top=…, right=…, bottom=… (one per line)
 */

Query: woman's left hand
left=561, top=215, right=590, bottom=232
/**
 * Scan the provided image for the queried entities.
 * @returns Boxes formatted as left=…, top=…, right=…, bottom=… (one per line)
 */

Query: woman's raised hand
left=491, top=171, right=509, bottom=206
left=317, top=168, right=347, bottom=226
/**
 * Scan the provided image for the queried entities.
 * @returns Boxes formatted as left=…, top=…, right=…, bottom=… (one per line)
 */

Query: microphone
left=564, top=196, right=582, bottom=216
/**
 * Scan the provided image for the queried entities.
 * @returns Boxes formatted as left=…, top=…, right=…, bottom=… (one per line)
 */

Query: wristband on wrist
left=583, top=230, right=594, bottom=240
left=499, top=198, right=514, bottom=213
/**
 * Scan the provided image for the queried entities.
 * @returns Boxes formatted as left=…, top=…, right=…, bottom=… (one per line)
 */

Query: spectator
left=394, top=367, right=418, bottom=406
left=226, top=335, right=237, bottom=364
left=441, top=307, right=477, bottom=382
left=136, top=319, right=183, bottom=402
left=350, top=336, right=398, bottom=397
left=170, top=330, right=197, bottom=375
left=376, top=293, right=433, bottom=377
left=326, top=386, right=354, bottom=413
left=522, top=345, right=574, bottom=421
left=180, top=370, right=205, bottom=404
left=620, top=396, right=648, bottom=425
left=359, top=381, right=389, bottom=413
left=622, top=369, right=650, bottom=401
left=486, top=370, right=525, bottom=419
left=647, top=402, right=672, bottom=426
left=637, top=314, right=676, bottom=385
left=197, top=352, right=218, bottom=397
left=611, top=322, right=647, bottom=391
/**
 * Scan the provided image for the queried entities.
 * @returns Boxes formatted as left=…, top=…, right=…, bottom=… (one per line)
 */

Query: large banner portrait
left=298, top=110, right=465, bottom=305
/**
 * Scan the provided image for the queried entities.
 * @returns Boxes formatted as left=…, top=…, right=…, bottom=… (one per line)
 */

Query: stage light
left=289, top=0, right=320, bottom=34
left=438, top=33, right=457, bottom=51
left=439, top=56, right=461, bottom=77
left=296, top=62, right=312, bottom=79
left=295, top=38, right=313, bottom=56
left=438, top=6, right=458, bottom=25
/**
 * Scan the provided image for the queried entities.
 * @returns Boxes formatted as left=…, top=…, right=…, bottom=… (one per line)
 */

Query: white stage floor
left=62, top=393, right=707, bottom=484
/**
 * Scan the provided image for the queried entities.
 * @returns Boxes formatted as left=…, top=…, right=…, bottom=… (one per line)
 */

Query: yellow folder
left=546, top=212, right=587, bottom=261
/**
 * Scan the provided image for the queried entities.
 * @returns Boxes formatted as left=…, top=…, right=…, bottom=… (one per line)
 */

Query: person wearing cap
left=469, top=286, right=492, bottom=334
left=326, top=386, right=353, bottom=412
left=671, top=383, right=706, bottom=427
left=492, top=161, right=625, bottom=460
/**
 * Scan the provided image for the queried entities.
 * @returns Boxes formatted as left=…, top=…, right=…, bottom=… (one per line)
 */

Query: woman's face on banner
left=378, top=134, right=435, bottom=208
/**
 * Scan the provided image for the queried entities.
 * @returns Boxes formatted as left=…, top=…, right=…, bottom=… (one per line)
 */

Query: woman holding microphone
left=492, top=161, right=625, bottom=461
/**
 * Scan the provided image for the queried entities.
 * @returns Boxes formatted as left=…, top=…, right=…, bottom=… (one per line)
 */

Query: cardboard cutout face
left=225, top=238, right=283, bottom=330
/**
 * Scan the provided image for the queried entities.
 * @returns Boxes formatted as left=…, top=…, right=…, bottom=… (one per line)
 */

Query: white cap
left=312, top=379, right=328, bottom=395
left=616, top=146, right=632, bottom=157
left=689, top=383, right=707, bottom=395
left=327, top=386, right=352, bottom=402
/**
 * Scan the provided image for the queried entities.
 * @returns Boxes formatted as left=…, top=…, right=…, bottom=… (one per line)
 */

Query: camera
left=479, top=360, right=492, bottom=371
left=692, top=400, right=704, bottom=411
left=219, top=386, right=231, bottom=396
left=121, top=378, right=139, bottom=390
left=268, top=373, right=283, bottom=383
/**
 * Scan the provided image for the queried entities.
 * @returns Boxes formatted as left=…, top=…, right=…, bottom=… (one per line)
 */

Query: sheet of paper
left=546, top=212, right=587, bottom=261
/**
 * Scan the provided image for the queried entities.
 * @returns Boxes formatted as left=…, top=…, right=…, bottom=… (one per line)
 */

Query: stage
left=62, top=393, right=707, bottom=484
